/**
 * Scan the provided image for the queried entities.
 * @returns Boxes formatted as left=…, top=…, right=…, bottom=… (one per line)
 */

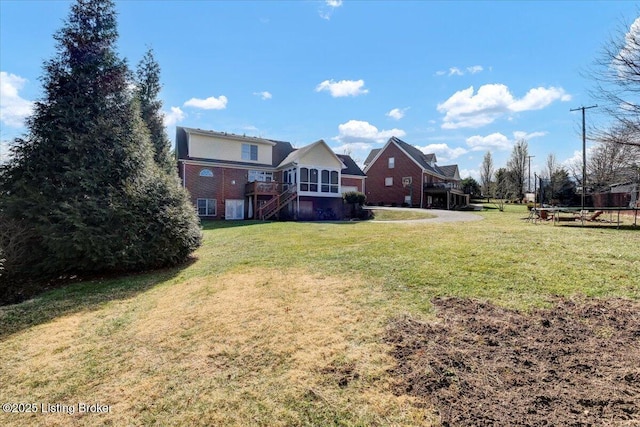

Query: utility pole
left=570, top=105, right=597, bottom=215
left=527, top=155, right=535, bottom=193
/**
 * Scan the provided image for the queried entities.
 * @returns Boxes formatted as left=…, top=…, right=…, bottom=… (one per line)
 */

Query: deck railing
left=424, top=182, right=459, bottom=190
left=245, top=181, right=293, bottom=195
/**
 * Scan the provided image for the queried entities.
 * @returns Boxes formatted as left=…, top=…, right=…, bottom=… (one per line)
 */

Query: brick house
left=176, top=127, right=365, bottom=220
left=363, top=136, right=468, bottom=209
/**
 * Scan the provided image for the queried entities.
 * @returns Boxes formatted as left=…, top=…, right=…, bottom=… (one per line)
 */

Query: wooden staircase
left=258, top=186, right=297, bottom=220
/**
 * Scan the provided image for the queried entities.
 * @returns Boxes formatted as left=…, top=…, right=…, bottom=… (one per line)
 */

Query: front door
left=225, top=199, right=244, bottom=220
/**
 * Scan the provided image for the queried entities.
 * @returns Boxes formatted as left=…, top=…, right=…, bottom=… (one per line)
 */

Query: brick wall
left=341, top=176, right=364, bottom=192
left=365, top=143, right=422, bottom=206
left=182, top=163, right=248, bottom=218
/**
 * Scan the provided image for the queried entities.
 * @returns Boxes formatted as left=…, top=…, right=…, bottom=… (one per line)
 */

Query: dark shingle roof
left=363, top=149, right=380, bottom=168
left=439, top=164, right=459, bottom=179
left=267, top=139, right=294, bottom=167
left=389, top=137, right=444, bottom=176
left=336, top=154, right=366, bottom=176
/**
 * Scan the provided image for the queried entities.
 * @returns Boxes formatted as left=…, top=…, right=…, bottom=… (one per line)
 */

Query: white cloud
left=386, top=107, right=408, bottom=120
left=0, top=71, right=34, bottom=128
left=438, top=84, right=571, bottom=129
left=163, top=106, right=185, bottom=127
left=319, top=0, right=343, bottom=19
left=466, top=132, right=512, bottom=151
left=512, top=130, right=547, bottom=141
left=414, top=143, right=468, bottom=162
left=460, top=168, right=480, bottom=181
left=332, top=141, right=374, bottom=155
left=510, top=87, right=571, bottom=112
left=184, top=95, right=228, bottom=110
left=253, top=91, right=272, bottom=100
left=465, top=130, right=546, bottom=152
left=316, top=79, right=368, bottom=97
left=436, top=65, right=484, bottom=77
left=333, top=119, right=405, bottom=144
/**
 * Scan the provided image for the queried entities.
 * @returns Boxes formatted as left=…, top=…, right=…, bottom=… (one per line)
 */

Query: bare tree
left=590, top=16, right=640, bottom=141
left=545, top=153, right=558, bottom=179
left=506, top=140, right=529, bottom=200
left=480, top=151, right=494, bottom=199
left=589, top=138, right=640, bottom=190
left=544, top=153, right=563, bottom=200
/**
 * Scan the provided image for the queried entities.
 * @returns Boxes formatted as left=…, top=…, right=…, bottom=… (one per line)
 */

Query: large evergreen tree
left=0, top=0, right=200, bottom=301
left=135, top=48, right=174, bottom=172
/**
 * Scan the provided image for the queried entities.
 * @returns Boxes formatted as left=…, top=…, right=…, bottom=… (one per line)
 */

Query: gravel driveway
left=366, top=206, right=484, bottom=223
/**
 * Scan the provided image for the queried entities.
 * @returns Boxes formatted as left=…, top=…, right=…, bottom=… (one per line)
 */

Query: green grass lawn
left=1, top=205, right=638, bottom=426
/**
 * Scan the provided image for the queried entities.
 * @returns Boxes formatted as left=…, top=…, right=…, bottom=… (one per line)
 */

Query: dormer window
left=242, top=144, right=258, bottom=161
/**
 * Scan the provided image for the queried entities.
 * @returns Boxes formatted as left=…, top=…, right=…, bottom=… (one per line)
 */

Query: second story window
left=388, top=157, right=395, bottom=168
left=242, top=144, right=258, bottom=161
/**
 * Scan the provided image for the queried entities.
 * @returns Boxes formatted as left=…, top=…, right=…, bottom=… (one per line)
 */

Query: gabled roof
left=439, top=164, right=460, bottom=180
left=363, top=136, right=461, bottom=181
left=277, top=139, right=342, bottom=168
left=336, top=154, right=366, bottom=177
left=389, top=137, right=439, bottom=173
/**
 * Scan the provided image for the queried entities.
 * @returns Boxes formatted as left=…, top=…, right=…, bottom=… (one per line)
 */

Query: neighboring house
left=593, top=182, right=639, bottom=209
left=176, top=127, right=365, bottom=220
left=363, top=136, right=468, bottom=209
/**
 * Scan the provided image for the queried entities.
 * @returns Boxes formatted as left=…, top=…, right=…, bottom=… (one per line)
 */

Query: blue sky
left=1, top=0, right=639, bottom=180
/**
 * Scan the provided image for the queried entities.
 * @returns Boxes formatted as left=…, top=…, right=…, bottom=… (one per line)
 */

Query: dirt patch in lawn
left=385, top=297, right=640, bottom=426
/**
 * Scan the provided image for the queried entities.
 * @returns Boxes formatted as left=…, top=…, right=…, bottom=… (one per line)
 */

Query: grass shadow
left=0, top=258, right=195, bottom=341
left=555, top=222, right=640, bottom=231
left=201, top=219, right=366, bottom=230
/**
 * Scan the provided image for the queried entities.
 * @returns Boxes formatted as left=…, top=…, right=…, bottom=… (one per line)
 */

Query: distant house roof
left=363, top=136, right=461, bottom=180
left=363, top=149, right=380, bottom=168
left=389, top=137, right=440, bottom=173
left=336, top=154, right=366, bottom=177
left=439, top=165, right=460, bottom=180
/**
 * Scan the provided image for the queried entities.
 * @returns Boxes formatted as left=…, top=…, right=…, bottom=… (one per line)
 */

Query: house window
left=309, top=168, right=318, bottom=192
left=330, top=171, right=339, bottom=193
left=241, top=144, right=258, bottom=161
left=248, top=170, right=273, bottom=182
left=321, top=170, right=330, bottom=192
left=388, top=157, right=395, bottom=168
left=197, top=198, right=216, bottom=216
left=385, top=177, right=393, bottom=186
left=300, top=168, right=309, bottom=191
left=199, top=168, right=213, bottom=177
left=300, top=167, right=319, bottom=192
